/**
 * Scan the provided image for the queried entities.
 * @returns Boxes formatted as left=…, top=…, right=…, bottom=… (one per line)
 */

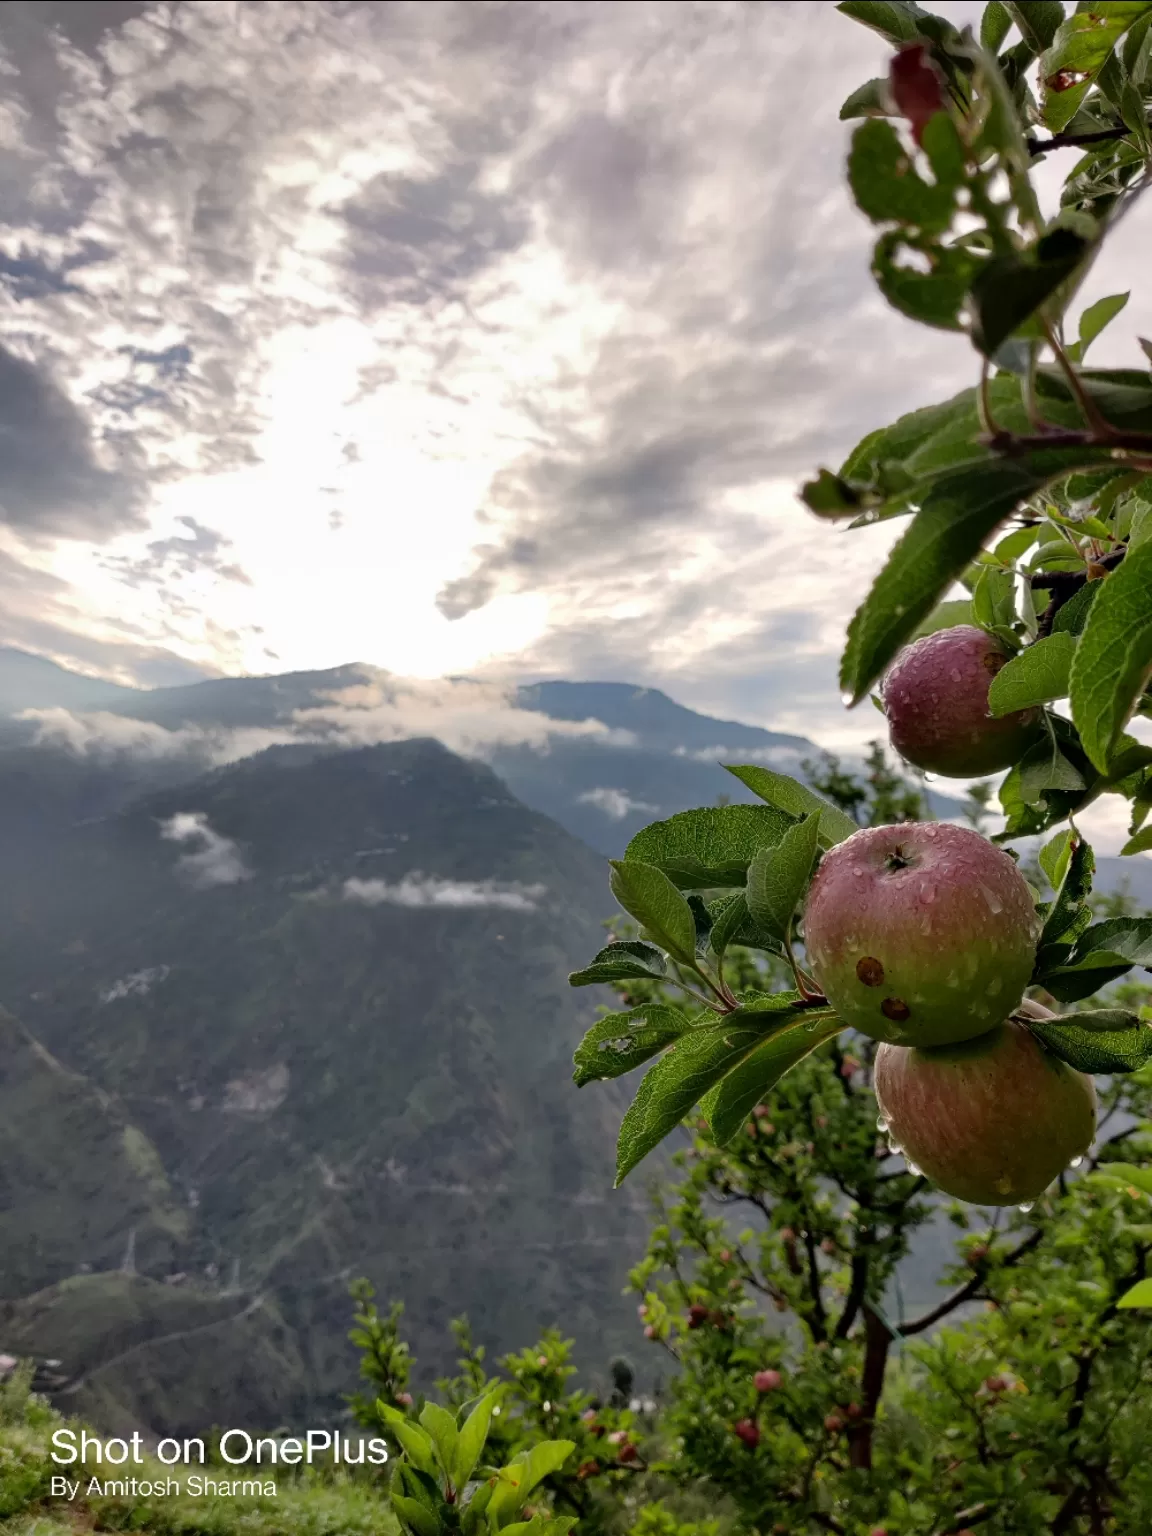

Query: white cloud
left=159, top=811, right=251, bottom=888
left=1, top=0, right=1148, bottom=759
left=671, top=743, right=809, bottom=770
left=98, top=965, right=170, bottom=1004
left=18, top=673, right=635, bottom=764
left=341, top=874, right=545, bottom=911
left=576, top=787, right=658, bottom=820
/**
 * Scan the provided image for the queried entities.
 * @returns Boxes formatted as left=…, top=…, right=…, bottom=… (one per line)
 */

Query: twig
left=899, top=1227, right=1044, bottom=1338
left=1027, top=123, right=1144, bottom=156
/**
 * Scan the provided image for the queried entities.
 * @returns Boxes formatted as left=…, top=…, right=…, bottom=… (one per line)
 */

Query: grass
left=0, top=1366, right=399, bottom=1536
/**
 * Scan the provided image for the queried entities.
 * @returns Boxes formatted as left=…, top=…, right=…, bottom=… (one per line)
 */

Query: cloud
left=158, top=810, right=251, bottom=888
left=0, top=344, right=146, bottom=539
left=105, top=515, right=253, bottom=591
left=17, top=671, right=636, bottom=765
left=341, top=874, right=545, bottom=911
left=19, top=706, right=286, bottom=764
left=577, top=787, right=658, bottom=821
left=98, top=964, right=170, bottom=1003
left=1, top=0, right=1148, bottom=763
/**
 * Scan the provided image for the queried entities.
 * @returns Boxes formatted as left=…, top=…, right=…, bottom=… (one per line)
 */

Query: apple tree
left=570, top=0, right=1152, bottom=1234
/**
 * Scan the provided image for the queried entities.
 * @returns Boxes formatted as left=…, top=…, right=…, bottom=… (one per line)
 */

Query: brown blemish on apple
left=881, top=997, right=911, bottom=1022
left=856, top=956, right=885, bottom=987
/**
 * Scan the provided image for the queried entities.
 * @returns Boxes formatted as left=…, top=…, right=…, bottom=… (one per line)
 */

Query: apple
left=873, top=1014, right=1097, bottom=1205
left=881, top=625, right=1041, bottom=776
left=754, top=1369, right=783, bottom=1392
left=803, top=823, right=1039, bottom=1047
left=733, top=1419, right=760, bottom=1448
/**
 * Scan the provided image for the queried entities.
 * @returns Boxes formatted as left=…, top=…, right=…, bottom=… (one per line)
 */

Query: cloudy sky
left=2, top=0, right=1151, bottom=754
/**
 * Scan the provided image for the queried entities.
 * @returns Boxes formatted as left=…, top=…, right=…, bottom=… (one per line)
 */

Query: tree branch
left=899, top=1228, right=1044, bottom=1338
left=847, top=1304, right=892, bottom=1472
left=801, top=1227, right=828, bottom=1342
left=1027, top=123, right=1144, bottom=156
left=932, top=1503, right=995, bottom=1536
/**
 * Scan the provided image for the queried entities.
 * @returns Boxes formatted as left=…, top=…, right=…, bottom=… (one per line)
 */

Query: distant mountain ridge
left=0, top=647, right=960, bottom=856
left=0, top=737, right=650, bottom=1432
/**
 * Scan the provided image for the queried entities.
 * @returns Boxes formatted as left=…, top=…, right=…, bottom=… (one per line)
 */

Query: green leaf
left=569, top=940, right=668, bottom=988
left=1118, top=1278, right=1152, bottom=1308
left=377, top=1408, right=439, bottom=1476
left=1121, top=825, right=1152, bottom=855
left=1039, top=2, right=1152, bottom=133
left=912, top=598, right=976, bottom=638
left=1026, top=1008, right=1152, bottom=1071
left=1004, top=2, right=1066, bottom=52
left=609, top=862, right=699, bottom=967
left=1130, top=499, right=1152, bottom=550
left=838, top=388, right=980, bottom=489
left=841, top=457, right=1051, bottom=701
left=707, top=1013, right=844, bottom=1145
left=837, top=0, right=935, bottom=44
left=420, top=1402, right=459, bottom=1478
left=1041, top=915, right=1152, bottom=998
left=849, top=119, right=957, bottom=233
left=1079, top=291, right=1130, bottom=357
left=801, top=467, right=863, bottom=515
left=1039, top=835, right=1095, bottom=951
left=723, top=765, right=859, bottom=847
left=1070, top=543, right=1152, bottom=771
left=988, top=632, right=1075, bottom=714
left=1091, top=1162, right=1152, bottom=1199
left=872, top=231, right=978, bottom=332
left=972, top=563, right=1019, bottom=632
left=615, top=1015, right=785, bottom=1184
left=573, top=1005, right=693, bottom=1087
left=488, top=1442, right=577, bottom=1523
left=970, top=226, right=1094, bottom=357
left=840, top=77, right=893, bottom=121
left=994, top=523, right=1041, bottom=562
left=624, top=804, right=796, bottom=889
left=452, top=1392, right=497, bottom=1491
left=1017, top=738, right=1086, bottom=805
left=1039, top=828, right=1074, bottom=890
left=746, top=815, right=821, bottom=942
left=392, top=1496, right=443, bottom=1536
left=982, top=0, right=1015, bottom=50
left=1051, top=580, right=1100, bottom=636
left=705, top=893, right=787, bottom=958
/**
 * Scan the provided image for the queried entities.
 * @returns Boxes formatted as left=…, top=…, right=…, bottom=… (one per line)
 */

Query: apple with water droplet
left=880, top=625, right=1041, bottom=776
left=803, top=823, right=1038, bottom=1047
left=873, top=1011, right=1097, bottom=1205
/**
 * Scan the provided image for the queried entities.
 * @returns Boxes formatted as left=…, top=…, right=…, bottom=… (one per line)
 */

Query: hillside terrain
left=0, top=738, right=648, bottom=1432
left=2, top=648, right=1149, bottom=1439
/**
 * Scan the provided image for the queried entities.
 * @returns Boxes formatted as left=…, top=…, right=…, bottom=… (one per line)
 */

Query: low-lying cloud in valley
left=341, top=875, right=546, bottom=912
left=17, top=673, right=633, bottom=768
left=159, top=812, right=252, bottom=889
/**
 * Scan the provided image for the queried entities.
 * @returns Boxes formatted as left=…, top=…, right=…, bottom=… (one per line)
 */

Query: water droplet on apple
left=980, top=885, right=1004, bottom=915
left=949, top=668, right=962, bottom=682
left=1069, top=1156, right=1084, bottom=1169
left=906, top=1160, right=923, bottom=1177
left=1018, top=1201, right=1034, bottom=1213
left=876, top=1115, right=889, bottom=1131
left=923, top=884, right=937, bottom=903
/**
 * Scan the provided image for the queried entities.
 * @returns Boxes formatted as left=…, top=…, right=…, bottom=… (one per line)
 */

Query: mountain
left=0, top=649, right=965, bottom=855
left=0, top=646, right=142, bottom=717
left=0, top=739, right=651, bottom=1433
